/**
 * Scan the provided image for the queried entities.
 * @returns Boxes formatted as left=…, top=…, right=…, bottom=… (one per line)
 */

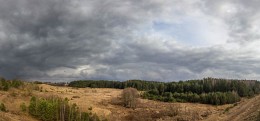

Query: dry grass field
left=1, top=83, right=260, bottom=121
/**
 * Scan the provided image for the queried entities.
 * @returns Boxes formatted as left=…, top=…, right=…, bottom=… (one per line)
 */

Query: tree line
left=68, top=80, right=164, bottom=90
left=143, top=90, right=241, bottom=105
left=69, top=77, right=260, bottom=105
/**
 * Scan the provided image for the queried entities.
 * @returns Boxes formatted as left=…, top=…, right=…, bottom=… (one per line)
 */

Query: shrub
left=20, top=103, right=27, bottom=112
left=122, top=88, right=139, bottom=108
left=10, top=91, right=18, bottom=97
left=72, top=96, right=80, bottom=98
left=0, top=103, right=6, bottom=112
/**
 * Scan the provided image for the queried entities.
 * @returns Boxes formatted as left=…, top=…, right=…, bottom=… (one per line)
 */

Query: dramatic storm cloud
left=0, top=0, right=260, bottom=81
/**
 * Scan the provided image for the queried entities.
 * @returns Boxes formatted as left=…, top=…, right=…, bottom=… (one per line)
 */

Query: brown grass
left=1, top=83, right=260, bottom=121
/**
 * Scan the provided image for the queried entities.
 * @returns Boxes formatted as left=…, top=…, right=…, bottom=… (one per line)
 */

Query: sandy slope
left=225, top=96, right=259, bottom=121
left=206, top=94, right=260, bottom=121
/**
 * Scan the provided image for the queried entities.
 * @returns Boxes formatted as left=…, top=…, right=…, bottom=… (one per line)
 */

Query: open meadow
left=1, top=83, right=260, bottom=121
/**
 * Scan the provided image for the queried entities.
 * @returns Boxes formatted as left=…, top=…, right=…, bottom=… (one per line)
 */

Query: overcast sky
left=0, top=0, right=260, bottom=82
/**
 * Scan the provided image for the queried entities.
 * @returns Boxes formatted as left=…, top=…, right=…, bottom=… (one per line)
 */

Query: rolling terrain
left=0, top=83, right=260, bottom=121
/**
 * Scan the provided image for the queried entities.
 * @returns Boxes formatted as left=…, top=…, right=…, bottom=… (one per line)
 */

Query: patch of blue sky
left=152, top=19, right=209, bottom=47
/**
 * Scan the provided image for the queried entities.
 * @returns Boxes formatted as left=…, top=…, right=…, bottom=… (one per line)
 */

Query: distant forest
left=69, top=77, right=260, bottom=105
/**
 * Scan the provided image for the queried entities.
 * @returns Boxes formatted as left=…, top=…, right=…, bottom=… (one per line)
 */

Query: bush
left=72, top=96, right=80, bottom=98
left=10, top=91, right=18, bottom=97
left=20, top=103, right=27, bottom=112
left=122, top=88, right=139, bottom=108
left=0, top=103, right=6, bottom=112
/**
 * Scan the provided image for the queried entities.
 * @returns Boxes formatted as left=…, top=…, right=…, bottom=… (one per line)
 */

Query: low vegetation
left=0, top=77, right=24, bottom=91
left=0, top=102, right=6, bottom=112
left=20, top=103, right=27, bottom=112
left=122, top=88, right=139, bottom=108
left=29, top=96, right=102, bottom=121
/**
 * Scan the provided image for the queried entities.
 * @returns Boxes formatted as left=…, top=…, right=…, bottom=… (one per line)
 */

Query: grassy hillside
left=1, top=77, right=260, bottom=121
left=0, top=78, right=103, bottom=121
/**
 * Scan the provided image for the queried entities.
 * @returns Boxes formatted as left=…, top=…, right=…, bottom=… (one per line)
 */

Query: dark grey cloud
left=0, top=0, right=260, bottom=81
left=0, top=0, right=113, bottom=79
left=93, top=32, right=260, bottom=81
left=0, top=0, right=165, bottom=81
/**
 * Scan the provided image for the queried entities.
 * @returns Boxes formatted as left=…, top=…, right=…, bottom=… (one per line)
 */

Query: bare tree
left=122, top=88, right=139, bottom=108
